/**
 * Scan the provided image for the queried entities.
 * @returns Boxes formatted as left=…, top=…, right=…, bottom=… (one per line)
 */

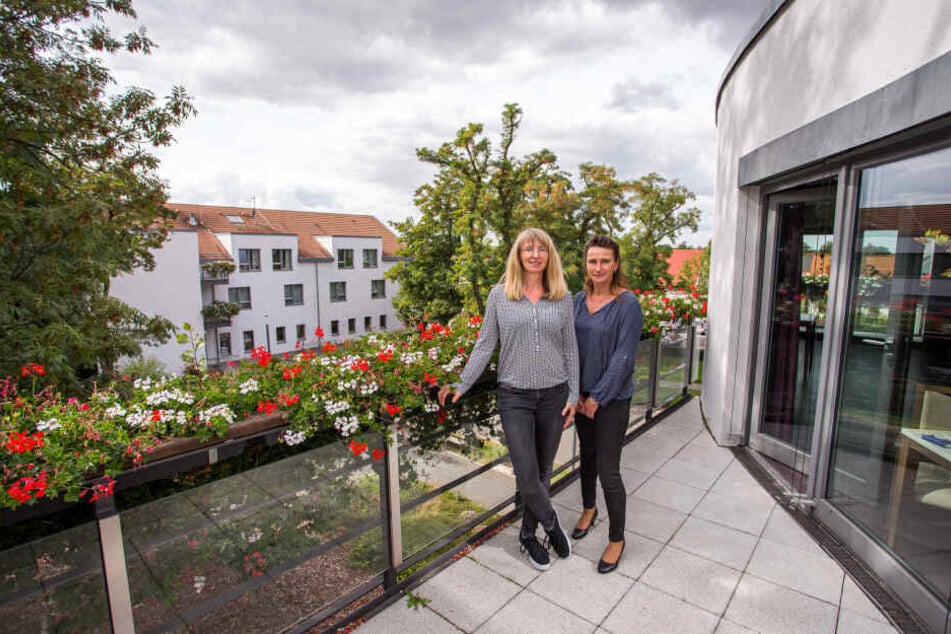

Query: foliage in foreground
left=0, top=0, right=196, bottom=391
left=1, top=290, right=703, bottom=510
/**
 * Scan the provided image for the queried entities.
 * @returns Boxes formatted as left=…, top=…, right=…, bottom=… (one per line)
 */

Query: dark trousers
left=497, top=382, right=568, bottom=536
left=575, top=398, right=630, bottom=542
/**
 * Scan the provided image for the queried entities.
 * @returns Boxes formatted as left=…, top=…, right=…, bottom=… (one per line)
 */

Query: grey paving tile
left=724, top=574, right=838, bottom=634
left=527, top=552, right=633, bottom=624
left=655, top=457, right=726, bottom=490
left=601, top=582, right=719, bottom=634
left=714, top=619, right=758, bottom=633
left=670, top=517, right=758, bottom=570
left=418, top=556, right=522, bottom=632
left=632, top=475, right=706, bottom=514
left=760, top=506, right=827, bottom=557
left=625, top=497, right=689, bottom=543
left=358, top=602, right=461, bottom=633
left=746, top=538, right=844, bottom=605
left=687, top=431, right=720, bottom=450
left=709, top=464, right=774, bottom=505
left=673, top=443, right=735, bottom=472
left=467, top=525, right=541, bottom=587
left=835, top=608, right=899, bottom=634
left=640, top=545, right=742, bottom=615
left=639, top=423, right=700, bottom=446
left=840, top=576, right=890, bottom=623
left=571, top=519, right=664, bottom=580
left=691, top=490, right=775, bottom=536
left=621, top=445, right=670, bottom=475
left=552, top=467, right=649, bottom=513
left=475, top=589, right=595, bottom=634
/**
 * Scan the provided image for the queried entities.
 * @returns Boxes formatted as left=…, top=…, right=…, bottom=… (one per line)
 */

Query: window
left=337, top=248, right=354, bottom=269
left=242, top=330, right=255, bottom=352
left=238, top=248, right=260, bottom=272
left=219, top=332, right=232, bottom=356
left=348, top=318, right=356, bottom=334
left=330, top=281, right=347, bottom=302
left=363, top=249, right=378, bottom=268
left=284, top=283, right=304, bottom=306
left=228, top=286, right=251, bottom=309
left=296, top=324, right=305, bottom=340
left=364, top=316, right=372, bottom=331
left=225, top=214, right=244, bottom=224
left=371, top=279, right=386, bottom=299
left=379, top=314, right=387, bottom=329
left=331, top=320, right=339, bottom=336
left=272, top=249, right=292, bottom=271
left=275, top=326, right=286, bottom=344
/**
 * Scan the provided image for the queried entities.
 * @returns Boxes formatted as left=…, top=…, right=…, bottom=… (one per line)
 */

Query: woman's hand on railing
left=437, top=385, right=462, bottom=407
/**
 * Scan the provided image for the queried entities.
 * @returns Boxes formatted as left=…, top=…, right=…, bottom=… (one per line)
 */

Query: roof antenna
left=251, top=195, right=256, bottom=218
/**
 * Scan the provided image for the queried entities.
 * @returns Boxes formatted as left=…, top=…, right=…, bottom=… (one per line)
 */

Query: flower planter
left=144, top=411, right=288, bottom=463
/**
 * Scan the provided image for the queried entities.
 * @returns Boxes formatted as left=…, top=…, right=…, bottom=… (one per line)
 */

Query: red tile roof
left=165, top=203, right=403, bottom=262
left=665, top=249, right=705, bottom=284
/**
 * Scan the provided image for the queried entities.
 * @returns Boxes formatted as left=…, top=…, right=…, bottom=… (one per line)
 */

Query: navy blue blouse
left=573, top=290, right=644, bottom=404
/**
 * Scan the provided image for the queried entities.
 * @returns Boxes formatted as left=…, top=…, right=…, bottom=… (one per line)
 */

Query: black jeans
left=497, top=382, right=568, bottom=536
left=575, top=398, right=630, bottom=542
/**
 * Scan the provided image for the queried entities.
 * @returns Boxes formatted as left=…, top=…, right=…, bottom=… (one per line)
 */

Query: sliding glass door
left=752, top=182, right=837, bottom=492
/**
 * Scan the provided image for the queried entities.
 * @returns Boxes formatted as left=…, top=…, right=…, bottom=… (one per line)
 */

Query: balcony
left=201, top=300, right=240, bottom=329
left=0, top=328, right=901, bottom=632
left=201, top=261, right=235, bottom=285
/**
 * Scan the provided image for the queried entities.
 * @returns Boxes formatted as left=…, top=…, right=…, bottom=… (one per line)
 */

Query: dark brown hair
left=583, top=235, right=628, bottom=296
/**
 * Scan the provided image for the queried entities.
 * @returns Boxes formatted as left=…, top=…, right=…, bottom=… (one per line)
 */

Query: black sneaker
left=544, top=514, right=572, bottom=559
left=519, top=532, right=551, bottom=571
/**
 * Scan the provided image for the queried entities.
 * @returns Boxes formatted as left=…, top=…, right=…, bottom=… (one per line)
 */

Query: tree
left=399, top=104, right=574, bottom=316
left=621, top=173, right=701, bottom=290
left=0, top=0, right=196, bottom=390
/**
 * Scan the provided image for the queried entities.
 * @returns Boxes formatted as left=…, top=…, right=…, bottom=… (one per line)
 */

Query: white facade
left=706, top=1, right=951, bottom=630
left=110, top=209, right=404, bottom=372
left=109, top=230, right=203, bottom=374
left=706, top=0, right=951, bottom=444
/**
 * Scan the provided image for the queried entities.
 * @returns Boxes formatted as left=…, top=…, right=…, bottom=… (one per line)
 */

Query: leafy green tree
left=386, top=170, right=465, bottom=324
left=0, top=0, right=196, bottom=390
left=621, top=173, right=701, bottom=290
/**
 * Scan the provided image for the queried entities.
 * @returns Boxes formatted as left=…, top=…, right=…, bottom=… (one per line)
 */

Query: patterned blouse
left=456, top=285, right=580, bottom=404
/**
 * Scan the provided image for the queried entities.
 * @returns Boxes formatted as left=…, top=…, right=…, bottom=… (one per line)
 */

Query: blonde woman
left=439, top=228, right=579, bottom=570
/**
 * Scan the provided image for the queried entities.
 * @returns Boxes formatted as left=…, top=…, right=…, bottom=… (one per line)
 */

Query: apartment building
left=110, top=203, right=405, bottom=373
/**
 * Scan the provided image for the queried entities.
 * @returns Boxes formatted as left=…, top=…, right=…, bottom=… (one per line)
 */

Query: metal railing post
left=94, top=491, right=135, bottom=633
left=684, top=325, right=695, bottom=396
left=647, top=337, right=661, bottom=421
left=380, top=426, right=403, bottom=588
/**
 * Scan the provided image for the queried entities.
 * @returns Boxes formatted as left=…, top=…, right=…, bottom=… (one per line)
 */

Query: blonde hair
left=502, top=228, right=569, bottom=301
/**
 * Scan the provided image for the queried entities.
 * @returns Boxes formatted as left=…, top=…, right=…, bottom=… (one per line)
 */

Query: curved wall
left=704, top=0, right=951, bottom=444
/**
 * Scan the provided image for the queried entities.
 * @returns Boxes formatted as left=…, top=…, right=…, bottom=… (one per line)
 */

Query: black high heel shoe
left=597, top=540, right=625, bottom=574
left=571, top=508, right=598, bottom=539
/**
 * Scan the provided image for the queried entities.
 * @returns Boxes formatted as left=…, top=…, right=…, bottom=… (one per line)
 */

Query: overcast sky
left=106, top=0, right=770, bottom=247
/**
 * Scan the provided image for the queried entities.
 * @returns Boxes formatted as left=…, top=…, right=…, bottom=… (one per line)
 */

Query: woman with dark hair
left=571, top=235, right=643, bottom=573
left=439, top=228, right=578, bottom=571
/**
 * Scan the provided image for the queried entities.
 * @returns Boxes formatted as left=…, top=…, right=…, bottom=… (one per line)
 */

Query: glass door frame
left=747, top=168, right=848, bottom=497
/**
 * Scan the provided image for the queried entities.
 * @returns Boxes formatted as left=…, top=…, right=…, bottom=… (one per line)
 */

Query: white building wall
left=109, top=230, right=203, bottom=374
left=316, top=236, right=402, bottom=341
left=705, top=0, right=951, bottom=443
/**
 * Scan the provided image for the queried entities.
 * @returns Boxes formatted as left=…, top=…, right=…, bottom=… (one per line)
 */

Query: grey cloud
left=292, top=186, right=338, bottom=210
left=608, top=77, right=681, bottom=112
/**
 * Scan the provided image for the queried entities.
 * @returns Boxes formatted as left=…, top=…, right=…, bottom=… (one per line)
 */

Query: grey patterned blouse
left=456, top=284, right=580, bottom=404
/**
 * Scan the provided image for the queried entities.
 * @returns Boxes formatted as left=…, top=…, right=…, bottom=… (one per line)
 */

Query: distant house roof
left=666, top=249, right=705, bottom=284
left=164, top=203, right=404, bottom=262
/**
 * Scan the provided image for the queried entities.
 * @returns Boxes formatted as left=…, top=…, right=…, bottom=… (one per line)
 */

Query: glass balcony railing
left=0, top=326, right=699, bottom=633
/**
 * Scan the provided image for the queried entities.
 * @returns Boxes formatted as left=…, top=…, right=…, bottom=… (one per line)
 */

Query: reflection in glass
left=828, top=145, right=951, bottom=603
left=758, top=184, right=836, bottom=492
